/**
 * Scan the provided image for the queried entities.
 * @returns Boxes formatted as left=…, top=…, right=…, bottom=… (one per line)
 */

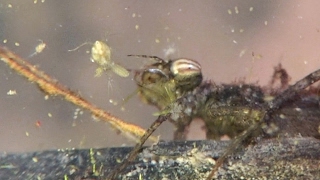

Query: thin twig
left=206, top=67, right=320, bottom=179
left=0, top=46, right=157, bottom=142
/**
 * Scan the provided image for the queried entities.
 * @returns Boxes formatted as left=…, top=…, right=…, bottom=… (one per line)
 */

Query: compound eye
left=170, top=59, right=202, bottom=76
left=139, top=68, right=169, bottom=84
left=170, top=58, right=202, bottom=91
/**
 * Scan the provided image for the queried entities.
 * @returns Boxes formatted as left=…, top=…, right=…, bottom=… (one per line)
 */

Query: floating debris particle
left=44, top=95, right=49, bottom=100
left=14, top=42, right=20, bottom=46
left=265, top=21, right=268, bottom=25
left=34, top=0, right=45, bottom=4
left=35, top=120, right=41, bottom=128
left=3, top=39, right=7, bottom=43
left=249, top=7, right=254, bottom=12
left=239, top=49, right=247, bottom=57
left=228, top=9, right=232, bottom=15
left=32, top=157, right=38, bottom=162
left=7, top=90, right=17, bottom=95
left=235, top=6, right=239, bottom=14
left=72, top=120, right=76, bottom=127
left=109, top=99, right=118, bottom=106
left=73, top=108, right=82, bottom=119
left=163, top=44, right=177, bottom=58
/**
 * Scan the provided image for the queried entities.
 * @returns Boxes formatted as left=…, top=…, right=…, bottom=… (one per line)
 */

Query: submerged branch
left=0, top=137, right=319, bottom=179
left=0, top=46, right=157, bottom=142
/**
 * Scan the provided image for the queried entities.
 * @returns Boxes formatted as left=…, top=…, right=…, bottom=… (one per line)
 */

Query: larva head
left=170, top=58, right=203, bottom=91
left=131, top=55, right=203, bottom=110
left=135, top=68, right=175, bottom=110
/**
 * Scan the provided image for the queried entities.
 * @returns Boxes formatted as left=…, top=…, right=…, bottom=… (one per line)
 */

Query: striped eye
left=170, top=58, right=202, bottom=91
left=170, top=59, right=202, bottom=76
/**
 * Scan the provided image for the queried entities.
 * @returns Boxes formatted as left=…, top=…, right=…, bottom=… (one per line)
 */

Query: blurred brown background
left=0, top=1, right=319, bottom=152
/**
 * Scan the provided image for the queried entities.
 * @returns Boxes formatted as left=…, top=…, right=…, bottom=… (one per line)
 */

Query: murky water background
left=0, top=1, right=320, bottom=152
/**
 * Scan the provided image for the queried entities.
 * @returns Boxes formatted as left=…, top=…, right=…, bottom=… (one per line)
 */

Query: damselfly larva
left=91, top=41, right=129, bottom=77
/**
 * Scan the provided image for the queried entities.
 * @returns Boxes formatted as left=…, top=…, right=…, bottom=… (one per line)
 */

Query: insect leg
left=128, top=54, right=166, bottom=63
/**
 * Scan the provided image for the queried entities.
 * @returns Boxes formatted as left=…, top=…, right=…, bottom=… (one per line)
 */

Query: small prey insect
left=28, top=39, right=46, bottom=58
left=91, top=41, right=129, bottom=78
left=68, top=40, right=129, bottom=78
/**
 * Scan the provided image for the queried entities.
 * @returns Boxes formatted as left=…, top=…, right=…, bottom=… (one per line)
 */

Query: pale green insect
left=91, top=41, right=129, bottom=77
